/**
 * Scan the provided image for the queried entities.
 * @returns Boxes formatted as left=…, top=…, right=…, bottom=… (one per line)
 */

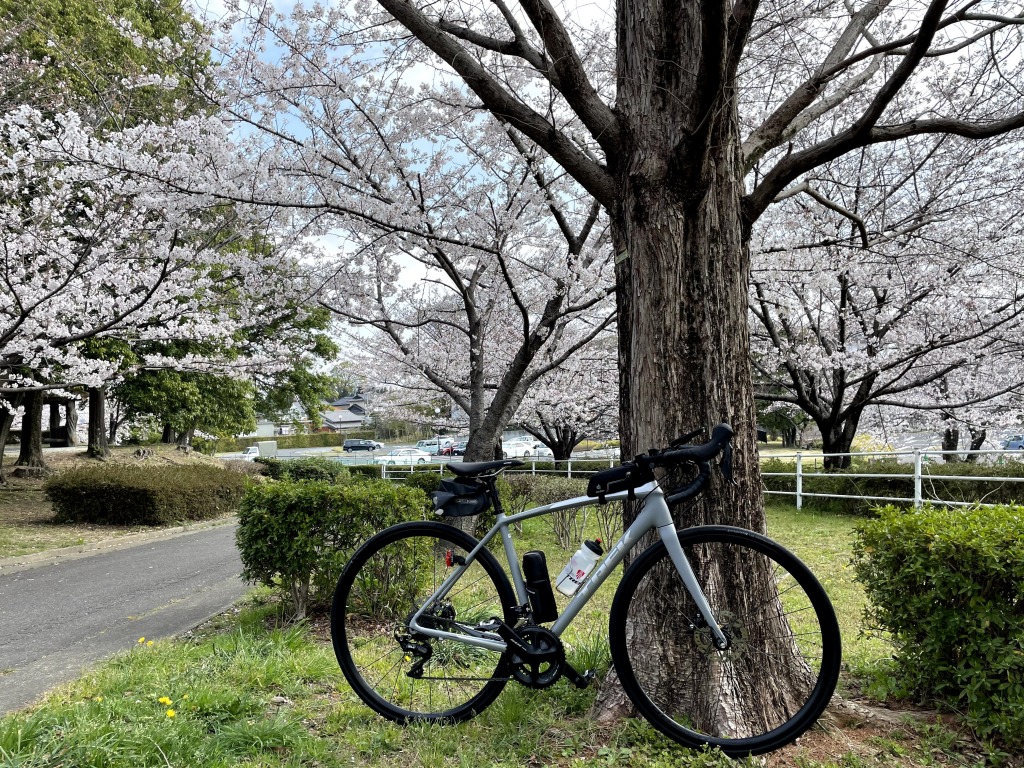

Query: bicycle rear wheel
left=331, top=521, right=516, bottom=723
left=609, top=525, right=841, bottom=757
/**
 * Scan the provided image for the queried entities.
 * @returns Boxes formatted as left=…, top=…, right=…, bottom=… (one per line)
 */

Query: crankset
left=505, top=626, right=565, bottom=689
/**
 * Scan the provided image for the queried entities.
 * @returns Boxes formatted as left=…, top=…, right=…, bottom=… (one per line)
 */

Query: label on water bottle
left=555, top=561, right=589, bottom=596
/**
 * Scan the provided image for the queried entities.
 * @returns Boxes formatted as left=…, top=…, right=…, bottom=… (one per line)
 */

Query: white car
left=502, top=440, right=551, bottom=458
left=240, top=446, right=260, bottom=461
left=375, top=448, right=432, bottom=465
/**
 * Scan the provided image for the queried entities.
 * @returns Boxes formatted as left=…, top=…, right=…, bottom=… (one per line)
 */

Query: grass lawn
left=0, top=505, right=1016, bottom=768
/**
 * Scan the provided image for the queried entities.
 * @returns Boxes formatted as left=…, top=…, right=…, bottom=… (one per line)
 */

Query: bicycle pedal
left=563, top=662, right=595, bottom=689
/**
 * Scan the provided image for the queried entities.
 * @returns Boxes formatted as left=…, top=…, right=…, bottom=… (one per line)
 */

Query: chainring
left=508, top=626, right=565, bottom=689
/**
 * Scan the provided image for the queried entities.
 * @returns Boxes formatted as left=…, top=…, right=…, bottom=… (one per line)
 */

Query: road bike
left=331, top=423, right=841, bottom=757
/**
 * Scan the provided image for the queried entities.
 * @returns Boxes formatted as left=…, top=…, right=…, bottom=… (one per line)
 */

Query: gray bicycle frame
left=408, top=480, right=729, bottom=651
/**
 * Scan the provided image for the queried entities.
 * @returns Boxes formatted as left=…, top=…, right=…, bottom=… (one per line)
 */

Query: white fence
left=380, top=456, right=618, bottom=481
left=763, top=449, right=1024, bottom=509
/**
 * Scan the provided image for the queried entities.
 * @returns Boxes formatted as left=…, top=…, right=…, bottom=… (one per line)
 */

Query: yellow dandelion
left=182, top=694, right=189, bottom=700
left=166, top=709, right=176, bottom=718
left=146, top=641, right=154, bottom=647
left=137, top=637, right=146, bottom=644
left=93, top=696, right=103, bottom=703
left=158, top=696, right=173, bottom=706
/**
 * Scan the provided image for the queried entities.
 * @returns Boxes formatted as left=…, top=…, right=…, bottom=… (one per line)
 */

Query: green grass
left=1, top=506, right=1006, bottom=768
left=765, top=503, right=895, bottom=683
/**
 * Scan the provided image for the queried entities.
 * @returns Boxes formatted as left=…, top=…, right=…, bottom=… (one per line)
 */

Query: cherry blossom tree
left=0, top=105, right=325, bottom=471
left=750, top=140, right=1024, bottom=467
left=513, top=334, right=619, bottom=459
left=78, top=7, right=618, bottom=462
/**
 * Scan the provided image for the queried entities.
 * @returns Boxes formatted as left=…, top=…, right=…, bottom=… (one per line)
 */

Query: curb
left=0, top=516, right=238, bottom=575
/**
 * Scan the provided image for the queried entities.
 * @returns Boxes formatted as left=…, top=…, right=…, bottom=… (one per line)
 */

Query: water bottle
left=555, top=539, right=604, bottom=596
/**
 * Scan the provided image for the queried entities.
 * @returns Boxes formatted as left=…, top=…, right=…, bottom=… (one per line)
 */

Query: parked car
left=240, top=446, right=260, bottom=461
left=375, top=448, right=431, bottom=465
left=416, top=437, right=454, bottom=454
left=343, top=438, right=382, bottom=452
left=501, top=439, right=550, bottom=458
left=530, top=442, right=554, bottom=458
left=450, top=441, right=468, bottom=456
left=1002, top=435, right=1024, bottom=450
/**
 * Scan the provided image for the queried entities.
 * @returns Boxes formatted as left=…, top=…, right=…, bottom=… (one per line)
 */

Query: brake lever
left=718, top=443, right=737, bottom=485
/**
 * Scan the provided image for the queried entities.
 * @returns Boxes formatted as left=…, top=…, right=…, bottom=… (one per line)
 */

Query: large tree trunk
left=941, top=426, right=960, bottom=463
left=0, top=401, right=17, bottom=483
left=48, top=400, right=63, bottom=445
left=966, top=427, right=986, bottom=463
left=595, top=0, right=803, bottom=733
left=16, top=391, right=46, bottom=468
left=65, top=399, right=80, bottom=446
left=87, top=387, right=110, bottom=458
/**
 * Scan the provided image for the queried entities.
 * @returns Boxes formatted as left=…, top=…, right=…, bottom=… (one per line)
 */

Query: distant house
left=319, top=395, right=370, bottom=432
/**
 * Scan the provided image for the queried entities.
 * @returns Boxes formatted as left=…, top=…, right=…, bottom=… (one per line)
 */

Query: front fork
left=658, top=524, right=730, bottom=650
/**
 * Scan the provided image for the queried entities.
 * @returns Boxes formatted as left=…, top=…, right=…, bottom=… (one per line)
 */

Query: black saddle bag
left=429, top=478, right=492, bottom=517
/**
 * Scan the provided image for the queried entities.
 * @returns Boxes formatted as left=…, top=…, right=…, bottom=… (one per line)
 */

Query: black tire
left=609, top=526, right=841, bottom=757
left=332, top=521, right=517, bottom=723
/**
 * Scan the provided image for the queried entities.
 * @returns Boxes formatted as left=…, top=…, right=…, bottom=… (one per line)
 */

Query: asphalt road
left=0, top=524, right=245, bottom=715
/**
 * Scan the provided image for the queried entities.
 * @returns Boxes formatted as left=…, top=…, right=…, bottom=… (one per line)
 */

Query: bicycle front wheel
left=609, top=525, right=841, bottom=757
left=331, top=521, right=516, bottom=723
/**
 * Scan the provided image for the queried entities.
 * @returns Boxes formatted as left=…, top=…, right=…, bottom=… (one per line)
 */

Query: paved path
left=0, top=524, right=245, bottom=715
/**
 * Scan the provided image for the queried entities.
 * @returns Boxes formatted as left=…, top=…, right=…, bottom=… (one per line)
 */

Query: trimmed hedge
left=853, top=505, right=1024, bottom=744
left=255, top=456, right=349, bottom=483
left=236, top=478, right=425, bottom=618
left=762, top=458, right=1024, bottom=514
left=348, top=464, right=385, bottom=481
left=198, top=430, right=377, bottom=454
left=45, top=464, right=249, bottom=526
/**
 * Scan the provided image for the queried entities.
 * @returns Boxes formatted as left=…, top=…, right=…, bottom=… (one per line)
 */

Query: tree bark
left=593, top=2, right=781, bottom=730
left=966, top=427, right=986, bottom=463
left=162, top=424, right=176, bottom=443
left=941, top=426, right=960, bottom=463
left=48, top=400, right=63, bottom=445
left=87, top=387, right=110, bottom=458
left=65, top=399, right=80, bottom=446
left=817, top=408, right=865, bottom=470
left=0, top=402, right=17, bottom=483
left=16, top=391, right=46, bottom=468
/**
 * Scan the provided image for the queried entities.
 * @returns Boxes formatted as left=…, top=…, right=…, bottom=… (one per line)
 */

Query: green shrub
left=199, top=430, right=377, bottom=454
left=347, top=464, right=385, bottom=481
left=236, top=478, right=425, bottom=618
left=852, top=504, right=1024, bottom=744
left=45, top=464, right=248, bottom=525
left=762, top=458, right=1024, bottom=514
left=255, top=456, right=348, bottom=483
left=402, top=470, right=446, bottom=497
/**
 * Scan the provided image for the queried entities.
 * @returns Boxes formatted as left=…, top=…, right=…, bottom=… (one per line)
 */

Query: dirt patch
left=0, top=446, right=232, bottom=559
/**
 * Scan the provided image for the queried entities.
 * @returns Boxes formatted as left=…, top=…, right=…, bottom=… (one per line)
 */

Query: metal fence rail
left=380, top=456, right=618, bottom=481
left=763, top=449, right=1024, bottom=509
